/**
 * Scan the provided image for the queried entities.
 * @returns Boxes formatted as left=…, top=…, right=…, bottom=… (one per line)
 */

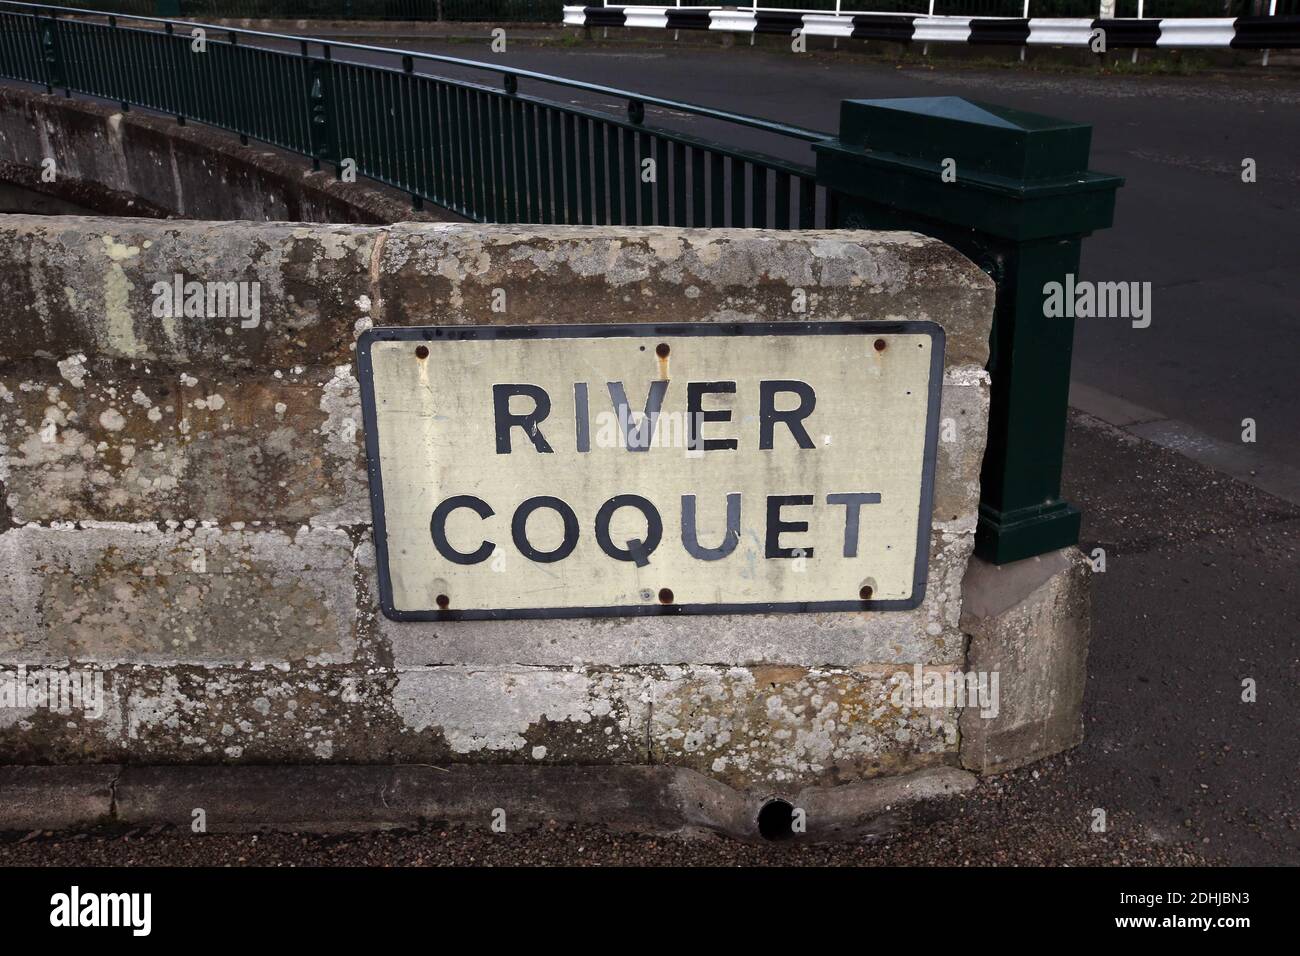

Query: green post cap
left=834, top=96, right=1095, bottom=183
left=814, top=96, right=1124, bottom=242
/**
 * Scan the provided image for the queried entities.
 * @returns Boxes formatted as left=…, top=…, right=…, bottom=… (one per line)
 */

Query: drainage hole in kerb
left=757, top=798, right=797, bottom=842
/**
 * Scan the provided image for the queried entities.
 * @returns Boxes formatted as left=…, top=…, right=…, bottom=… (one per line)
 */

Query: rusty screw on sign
left=859, top=585, right=874, bottom=601
left=658, top=588, right=674, bottom=605
left=436, top=594, right=450, bottom=609
left=415, top=345, right=429, bottom=359
left=873, top=339, right=887, bottom=352
left=655, top=342, right=671, bottom=379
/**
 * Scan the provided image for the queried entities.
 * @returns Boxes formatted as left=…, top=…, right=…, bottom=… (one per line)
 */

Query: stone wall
left=0, top=87, right=448, bottom=224
left=0, top=217, right=994, bottom=790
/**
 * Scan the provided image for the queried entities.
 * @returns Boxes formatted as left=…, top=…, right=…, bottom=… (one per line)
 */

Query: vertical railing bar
left=396, top=65, right=412, bottom=191
left=545, top=106, right=563, bottom=226
left=512, top=96, right=528, bottom=223
left=607, top=125, right=622, bottom=227
left=499, top=93, right=515, bottom=223
left=471, top=89, right=486, bottom=220
left=496, top=93, right=510, bottom=223
left=592, top=120, right=608, bottom=226
left=477, top=90, right=495, bottom=223
left=654, top=135, right=669, bottom=226
left=790, top=175, right=811, bottom=230
left=671, top=140, right=686, bottom=229
left=452, top=81, right=467, bottom=217
left=619, top=127, right=636, bottom=227
left=431, top=80, right=448, bottom=212
left=252, top=44, right=269, bottom=141
left=638, top=132, right=653, bottom=227
left=577, top=114, right=592, bottom=226
left=690, top=146, right=705, bottom=228
left=730, top=156, right=746, bottom=228
left=354, top=63, right=370, bottom=184
left=775, top=170, right=791, bottom=230
left=369, top=66, right=386, bottom=184
left=408, top=70, right=422, bottom=196
left=349, top=63, right=366, bottom=186
left=535, top=106, right=553, bottom=225
left=418, top=75, right=434, bottom=205
left=490, top=91, right=506, bottom=223
left=477, top=89, right=492, bottom=221
left=434, top=80, right=450, bottom=211
left=561, top=111, right=579, bottom=225
left=798, top=176, right=815, bottom=230
left=456, top=85, right=474, bottom=219
left=384, top=69, right=399, bottom=187
left=402, top=66, right=417, bottom=195
left=523, top=100, right=541, bottom=224
left=709, top=151, right=725, bottom=228
left=753, top=165, right=768, bottom=230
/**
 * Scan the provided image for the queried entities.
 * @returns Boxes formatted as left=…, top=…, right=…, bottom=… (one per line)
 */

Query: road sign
left=358, top=322, right=944, bottom=621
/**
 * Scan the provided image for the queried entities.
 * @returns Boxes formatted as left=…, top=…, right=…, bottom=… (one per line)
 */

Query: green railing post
left=38, top=13, right=66, bottom=96
left=814, top=97, right=1123, bottom=565
left=305, top=50, right=335, bottom=171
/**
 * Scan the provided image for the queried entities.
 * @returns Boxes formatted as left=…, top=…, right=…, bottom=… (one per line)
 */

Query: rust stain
left=655, top=341, right=670, bottom=379
left=751, top=665, right=808, bottom=686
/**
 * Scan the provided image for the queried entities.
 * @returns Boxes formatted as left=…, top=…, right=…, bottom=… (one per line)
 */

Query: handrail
left=0, top=0, right=830, bottom=142
left=0, top=0, right=831, bottom=227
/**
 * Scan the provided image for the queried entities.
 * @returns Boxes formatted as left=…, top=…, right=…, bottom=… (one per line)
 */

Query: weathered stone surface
left=113, top=764, right=701, bottom=834
left=0, top=219, right=992, bottom=369
left=958, top=548, right=1092, bottom=774
left=0, top=362, right=367, bottom=524
left=641, top=664, right=956, bottom=787
left=0, top=765, right=118, bottom=829
left=68, top=762, right=962, bottom=840
left=0, top=760, right=978, bottom=839
left=0, top=660, right=957, bottom=789
left=0, top=219, right=380, bottom=367
left=0, top=525, right=357, bottom=665
left=388, top=663, right=956, bottom=789
left=0, top=664, right=386, bottom=764
left=375, top=225, right=993, bottom=368
left=934, top=366, right=991, bottom=529
left=0, top=219, right=1002, bottom=790
left=794, top=765, right=976, bottom=840
left=366, top=531, right=972, bottom=669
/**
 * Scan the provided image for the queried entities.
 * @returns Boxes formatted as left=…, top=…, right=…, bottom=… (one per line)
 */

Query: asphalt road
left=283, top=36, right=1300, bottom=471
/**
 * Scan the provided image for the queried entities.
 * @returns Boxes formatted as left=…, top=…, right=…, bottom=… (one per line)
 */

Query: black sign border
left=357, top=321, right=946, bottom=621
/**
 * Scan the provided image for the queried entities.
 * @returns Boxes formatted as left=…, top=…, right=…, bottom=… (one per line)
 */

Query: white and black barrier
left=563, top=6, right=1300, bottom=48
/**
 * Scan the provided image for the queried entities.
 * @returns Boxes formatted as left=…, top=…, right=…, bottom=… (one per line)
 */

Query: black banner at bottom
left=0, top=865, right=1283, bottom=940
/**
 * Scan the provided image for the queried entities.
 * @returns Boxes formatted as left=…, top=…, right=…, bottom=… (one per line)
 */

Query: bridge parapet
left=0, top=218, right=1056, bottom=790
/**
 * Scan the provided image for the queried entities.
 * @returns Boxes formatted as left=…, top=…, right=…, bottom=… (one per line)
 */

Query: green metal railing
left=0, top=2, right=825, bottom=226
